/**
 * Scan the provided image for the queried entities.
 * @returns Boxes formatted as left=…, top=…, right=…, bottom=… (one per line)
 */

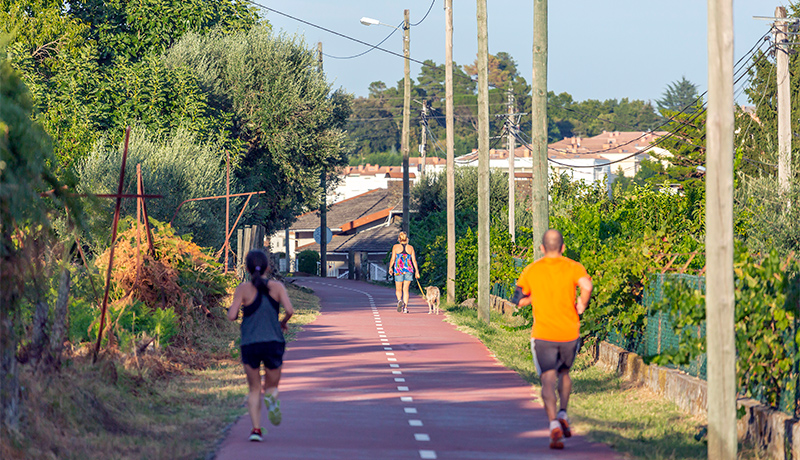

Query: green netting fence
left=495, top=271, right=800, bottom=415
left=623, top=273, right=796, bottom=415
left=640, top=273, right=707, bottom=379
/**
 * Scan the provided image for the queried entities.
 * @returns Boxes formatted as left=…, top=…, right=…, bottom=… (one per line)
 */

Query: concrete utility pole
left=531, top=0, right=549, bottom=260
left=776, top=6, right=792, bottom=194
left=420, top=101, right=428, bottom=180
left=318, top=42, right=327, bottom=277
left=401, top=9, right=411, bottom=236
left=476, top=0, right=490, bottom=323
left=445, top=0, right=456, bottom=305
left=706, top=0, right=736, bottom=458
left=507, top=84, right=516, bottom=242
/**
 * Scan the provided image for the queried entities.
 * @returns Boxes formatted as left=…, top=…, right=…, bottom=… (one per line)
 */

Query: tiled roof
left=290, top=188, right=401, bottom=231
left=340, top=157, right=445, bottom=177
left=548, top=131, right=667, bottom=155
left=297, top=223, right=402, bottom=254
left=455, top=131, right=667, bottom=162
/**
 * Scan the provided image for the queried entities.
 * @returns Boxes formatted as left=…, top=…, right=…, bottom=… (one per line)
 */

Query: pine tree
left=657, top=76, right=700, bottom=115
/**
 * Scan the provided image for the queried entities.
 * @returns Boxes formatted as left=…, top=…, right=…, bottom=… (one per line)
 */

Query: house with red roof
left=270, top=186, right=404, bottom=278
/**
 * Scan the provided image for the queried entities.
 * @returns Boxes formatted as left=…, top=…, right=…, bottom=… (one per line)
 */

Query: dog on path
left=425, top=286, right=441, bottom=315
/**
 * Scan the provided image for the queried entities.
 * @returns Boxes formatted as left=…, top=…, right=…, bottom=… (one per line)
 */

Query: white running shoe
left=265, top=393, right=282, bottom=426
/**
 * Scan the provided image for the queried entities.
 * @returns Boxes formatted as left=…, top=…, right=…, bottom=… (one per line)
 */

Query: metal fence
left=617, top=273, right=797, bottom=416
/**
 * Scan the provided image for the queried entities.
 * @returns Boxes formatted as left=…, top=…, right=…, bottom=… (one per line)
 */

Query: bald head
left=541, top=229, right=564, bottom=255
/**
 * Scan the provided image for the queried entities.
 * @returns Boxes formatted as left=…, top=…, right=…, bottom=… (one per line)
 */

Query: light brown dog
left=425, top=286, right=441, bottom=315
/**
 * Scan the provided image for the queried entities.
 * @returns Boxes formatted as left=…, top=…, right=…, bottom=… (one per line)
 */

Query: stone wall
left=460, top=295, right=519, bottom=320
left=595, top=341, right=800, bottom=460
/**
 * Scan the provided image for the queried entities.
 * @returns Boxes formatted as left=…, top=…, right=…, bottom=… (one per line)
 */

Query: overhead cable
left=323, top=22, right=402, bottom=60
left=410, top=0, right=436, bottom=27
left=242, top=0, right=434, bottom=66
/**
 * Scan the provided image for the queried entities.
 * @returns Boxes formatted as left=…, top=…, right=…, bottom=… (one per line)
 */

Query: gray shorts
left=530, top=338, right=581, bottom=375
left=394, top=272, right=413, bottom=282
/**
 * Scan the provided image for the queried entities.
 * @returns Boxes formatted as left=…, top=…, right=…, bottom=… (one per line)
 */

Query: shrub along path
left=215, top=279, right=621, bottom=459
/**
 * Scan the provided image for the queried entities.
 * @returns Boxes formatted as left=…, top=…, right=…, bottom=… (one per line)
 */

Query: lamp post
left=361, top=11, right=411, bottom=236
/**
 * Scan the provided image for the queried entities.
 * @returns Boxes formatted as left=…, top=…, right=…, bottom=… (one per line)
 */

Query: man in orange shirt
left=512, top=229, right=593, bottom=450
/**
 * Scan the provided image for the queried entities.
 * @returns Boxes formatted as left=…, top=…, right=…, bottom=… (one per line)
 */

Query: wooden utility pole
left=318, top=42, right=328, bottom=277
left=420, top=102, right=428, bottom=180
left=531, top=0, right=549, bottom=259
left=401, top=9, right=411, bottom=236
left=476, top=0, right=490, bottom=323
left=507, top=84, right=516, bottom=242
left=706, top=0, right=736, bottom=458
left=445, top=0, right=456, bottom=305
left=776, top=7, right=792, bottom=194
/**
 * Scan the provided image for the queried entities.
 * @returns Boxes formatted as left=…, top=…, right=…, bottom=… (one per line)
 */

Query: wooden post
left=531, top=0, right=549, bottom=260
left=285, top=228, right=291, bottom=273
left=318, top=42, right=328, bottom=277
left=476, top=0, right=490, bottom=323
left=420, top=102, right=427, bottom=179
left=401, top=9, right=411, bottom=236
left=706, top=0, right=736, bottom=458
left=507, top=83, right=516, bottom=242
left=445, top=0, right=456, bottom=305
left=776, top=7, right=791, bottom=194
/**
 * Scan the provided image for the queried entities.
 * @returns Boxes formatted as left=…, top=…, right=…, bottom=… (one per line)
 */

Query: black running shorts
left=241, top=341, right=285, bottom=370
left=530, top=338, right=580, bottom=375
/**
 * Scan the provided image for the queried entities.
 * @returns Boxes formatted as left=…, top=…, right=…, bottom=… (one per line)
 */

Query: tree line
left=345, top=52, right=705, bottom=163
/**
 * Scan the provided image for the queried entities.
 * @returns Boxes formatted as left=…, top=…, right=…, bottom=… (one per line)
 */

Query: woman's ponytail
left=245, top=250, right=271, bottom=295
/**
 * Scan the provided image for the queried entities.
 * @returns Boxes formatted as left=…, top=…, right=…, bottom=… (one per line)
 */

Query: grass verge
left=2, top=283, right=320, bottom=460
left=443, top=304, right=764, bottom=460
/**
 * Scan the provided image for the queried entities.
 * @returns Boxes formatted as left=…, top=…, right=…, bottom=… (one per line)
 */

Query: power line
left=410, top=0, right=436, bottom=27
left=322, top=22, right=402, bottom=60
left=511, top=103, right=709, bottom=169
left=242, top=0, right=434, bottom=67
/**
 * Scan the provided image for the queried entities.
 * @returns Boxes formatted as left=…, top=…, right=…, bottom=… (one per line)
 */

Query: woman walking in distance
left=228, top=250, right=294, bottom=442
left=388, top=231, right=420, bottom=313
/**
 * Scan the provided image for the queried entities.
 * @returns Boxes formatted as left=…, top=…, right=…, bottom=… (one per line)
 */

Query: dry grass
left=2, top=282, right=320, bottom=460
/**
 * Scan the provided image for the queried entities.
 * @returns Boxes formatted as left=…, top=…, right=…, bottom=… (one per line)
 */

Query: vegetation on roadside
left=1, top=282, right=319, bottom=460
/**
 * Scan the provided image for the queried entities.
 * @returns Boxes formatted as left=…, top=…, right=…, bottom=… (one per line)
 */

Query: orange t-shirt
left=516, top=256, right=589, bottom=342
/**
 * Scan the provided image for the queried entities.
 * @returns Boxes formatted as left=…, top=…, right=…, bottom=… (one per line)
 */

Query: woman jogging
left=228, top=250, right=294, bottom=442
left=388, top=231, right=419, bottom=313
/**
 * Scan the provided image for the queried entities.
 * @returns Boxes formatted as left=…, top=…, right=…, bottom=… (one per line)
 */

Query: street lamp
left=359, top=17, right=381, bottom=27
left=361, top=10, right=411, bottom=236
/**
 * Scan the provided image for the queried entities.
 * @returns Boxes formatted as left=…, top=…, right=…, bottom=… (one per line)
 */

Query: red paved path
left=215, top=279, right=622, bottom=459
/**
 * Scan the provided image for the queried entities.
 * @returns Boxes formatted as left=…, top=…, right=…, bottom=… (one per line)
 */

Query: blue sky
left=260, top=0, right=787, bottom=105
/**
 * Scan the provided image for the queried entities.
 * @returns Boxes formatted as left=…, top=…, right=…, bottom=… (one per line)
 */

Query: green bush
left=652, top=248, right=800, bottom=413
left=297, top=250, right=320, bottom=275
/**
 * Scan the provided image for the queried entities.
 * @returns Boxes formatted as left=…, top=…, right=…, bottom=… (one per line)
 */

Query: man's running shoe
left=249, top=428, right=263, bottom=442
left=397, top=301, right=404, bottom=312
left=265, top=393, right=282, bottom=426
left=549, top=426, right=564, bottom=449
left=558, top=415, right=572, bottom=438
left=403, top=306, right=409, bottom=314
